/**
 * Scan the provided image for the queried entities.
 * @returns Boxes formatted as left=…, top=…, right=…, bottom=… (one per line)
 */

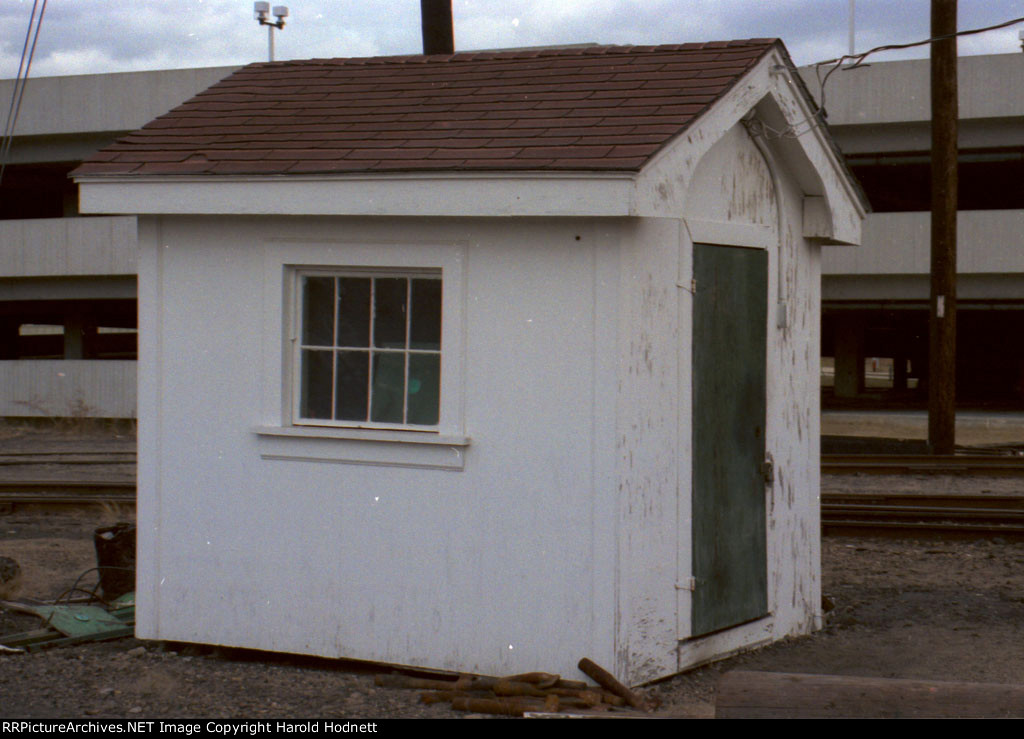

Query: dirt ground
left=3, top=512, right=1024, bottom=718
left=2, top=422, right=1024, bottom=718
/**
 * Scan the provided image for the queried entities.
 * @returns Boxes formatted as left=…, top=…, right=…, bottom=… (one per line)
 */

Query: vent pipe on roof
left=421, top=0, right=454, bottom=55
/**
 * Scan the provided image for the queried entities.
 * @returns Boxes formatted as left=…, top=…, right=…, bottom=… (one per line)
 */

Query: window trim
left=255, top=238, right=468, bottom=469
left=290, top=267, right=443, bottom=431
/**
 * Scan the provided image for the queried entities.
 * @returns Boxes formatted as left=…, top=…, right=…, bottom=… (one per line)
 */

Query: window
left=295, top=270, right=442, bottom=428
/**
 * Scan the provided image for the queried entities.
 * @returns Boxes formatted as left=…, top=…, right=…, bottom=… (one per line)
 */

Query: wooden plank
left=716, top=671, right=1024, bottom=718
left=577, top=658, right=649, bottom=710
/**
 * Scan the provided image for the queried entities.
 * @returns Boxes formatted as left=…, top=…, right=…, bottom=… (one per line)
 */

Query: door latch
left=761, top=454, right=774, bottom=486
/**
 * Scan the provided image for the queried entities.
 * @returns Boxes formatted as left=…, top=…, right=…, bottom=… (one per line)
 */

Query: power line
left=818, top=13, right=1024, bottom=69
left=814, top=14, right=1024, bottom=121
left=0, top=0, right=49, bottom=185
left=752, top=14, right=1024, bottom=142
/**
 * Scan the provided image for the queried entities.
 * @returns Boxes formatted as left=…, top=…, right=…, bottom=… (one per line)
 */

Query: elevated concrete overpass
left=802, top=52, right=1024, bottom=407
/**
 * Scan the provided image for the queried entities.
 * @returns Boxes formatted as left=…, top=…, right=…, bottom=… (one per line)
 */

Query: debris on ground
left=0, top=557, right=22, bottom=599
left=375, top=659, right=658, bottom=717
left=0, top=592, right=134, bottom=653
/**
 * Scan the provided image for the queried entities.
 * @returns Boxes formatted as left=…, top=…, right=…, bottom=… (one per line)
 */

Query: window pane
left=373, top=278, right=407, bottom=349
left=407, top=353, right=440, bottom=425
left=335, top=350, right=369, bottom=421
left=336, top=277, right=371, bottom=348
left=300, top=349, right=333, bottom=419
left=370, top=352, right=405, bottom=423
left=302, top=277, right=334, bottom=346
left=410, top=279, right=442, bottom=351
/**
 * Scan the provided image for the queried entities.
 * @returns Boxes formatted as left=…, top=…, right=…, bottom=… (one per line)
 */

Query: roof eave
left=77, top=170, right=641, bottom=218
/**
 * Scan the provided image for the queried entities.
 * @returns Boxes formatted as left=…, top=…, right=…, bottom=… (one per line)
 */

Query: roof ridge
left=241, top=39, right=779, bottom=69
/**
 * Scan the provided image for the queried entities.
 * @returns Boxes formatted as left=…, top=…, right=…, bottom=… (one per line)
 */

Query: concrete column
left=0, top=321, right=18, bottom=360
left=834, top=314, right=865, bottom=398
left=63, top=316, right=96, bottom=359
left=62, top=188, right=79, bottom=216
left=894, top=355, right=908, bottom=391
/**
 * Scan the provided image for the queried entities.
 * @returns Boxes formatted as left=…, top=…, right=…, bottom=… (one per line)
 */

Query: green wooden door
left=691, top=243, right=768, bottom=637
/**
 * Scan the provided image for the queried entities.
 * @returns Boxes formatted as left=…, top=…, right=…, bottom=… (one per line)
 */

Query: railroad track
left=821, top=491, right=1024, bottom=536
left=0, top=451, right=136, bottom=466
left=0, top=480, right=135, bottom=508
left=822, top=453, right=1024, bottom=475
left=0, top=450, right=136, bottom=508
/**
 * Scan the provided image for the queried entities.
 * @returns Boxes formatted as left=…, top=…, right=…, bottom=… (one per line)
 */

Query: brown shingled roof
left=75, top=40, right=780, bottom=177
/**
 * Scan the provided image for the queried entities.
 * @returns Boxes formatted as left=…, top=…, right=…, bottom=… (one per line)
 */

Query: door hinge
left=761, top=454, right=775, bottom=486
left=675, top=578, right=697, bottom=592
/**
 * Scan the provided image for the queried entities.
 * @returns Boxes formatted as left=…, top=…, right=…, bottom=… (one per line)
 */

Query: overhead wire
left=755, top=14, right=1024, bottom=141
left=0, top=0, right=49, bottom=185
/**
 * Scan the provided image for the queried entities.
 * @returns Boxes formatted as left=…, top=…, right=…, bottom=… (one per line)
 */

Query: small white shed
left=76, top=40, right=864, bottom=684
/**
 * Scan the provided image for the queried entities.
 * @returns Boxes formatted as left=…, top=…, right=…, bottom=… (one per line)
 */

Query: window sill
left=252, top=425, right=470, bottom=471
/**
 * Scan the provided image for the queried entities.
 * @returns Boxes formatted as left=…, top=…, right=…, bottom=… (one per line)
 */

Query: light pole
left=254, top=2, right=288, bottom=62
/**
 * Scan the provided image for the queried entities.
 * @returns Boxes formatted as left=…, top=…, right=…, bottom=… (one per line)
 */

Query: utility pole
left=420, top=0, right=454, bottom=55
left=929, top=0, right=958, bottom=454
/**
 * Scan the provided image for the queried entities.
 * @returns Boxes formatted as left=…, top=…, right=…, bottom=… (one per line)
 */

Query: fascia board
left=633, top=49, right=867, bottom=226
left=763, top=49, right=870, bottom=219
left=77, top=172, right=638, bottom=218
left=631, top=50, right=782, bottom=217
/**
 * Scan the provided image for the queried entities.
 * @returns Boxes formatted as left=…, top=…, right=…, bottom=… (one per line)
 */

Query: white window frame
left=290, top=267, right=443, bottom=431
left=253, top=239, right=468, bottom=469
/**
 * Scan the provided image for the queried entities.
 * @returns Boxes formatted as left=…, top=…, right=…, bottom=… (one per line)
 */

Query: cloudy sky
left=2, top=0, right=1024, bottom=79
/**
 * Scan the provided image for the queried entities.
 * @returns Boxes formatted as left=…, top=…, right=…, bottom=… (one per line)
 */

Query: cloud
left=2, top=0, right=1023, bottom=78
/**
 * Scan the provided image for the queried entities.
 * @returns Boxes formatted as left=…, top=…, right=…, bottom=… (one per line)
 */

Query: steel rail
left=823, top=454, right=1024, bottom=474
left=821, top=490, right=1024, bottom=536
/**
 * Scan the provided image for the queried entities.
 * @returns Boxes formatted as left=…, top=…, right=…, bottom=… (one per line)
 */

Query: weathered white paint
left=823, top=209, right=1024, bottom=276
left=632, top=47, right=864, bottom=247
left=613, top=215, right=683, bottom=681
left=671, top=119, right=822, bottom=674
left=105, top=48, right=862, bottom=685
left=136, top=215, right=623, bottom=677
left=802, top=196, right=834, bottom=242
left=131, top=150, right=831, bottom=684
left=0, top=360, right=136, bottom=418
left=80, top=173, right=637, bottom=219
left=684, top=220, right=775, bottom=249
left=0, top=217, right=137, bottom=277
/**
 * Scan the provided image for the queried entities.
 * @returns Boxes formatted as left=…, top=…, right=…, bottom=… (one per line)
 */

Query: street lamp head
left=255, top=1, right=287, bottom=61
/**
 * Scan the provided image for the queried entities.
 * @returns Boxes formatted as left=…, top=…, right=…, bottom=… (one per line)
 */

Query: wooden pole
left=420, top=0, right=454, bottom=55
left=928, top=0, right=957, bottom=454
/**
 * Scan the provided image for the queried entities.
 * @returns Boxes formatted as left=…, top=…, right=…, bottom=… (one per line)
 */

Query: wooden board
left=716, top=670, right=1024, bottom=718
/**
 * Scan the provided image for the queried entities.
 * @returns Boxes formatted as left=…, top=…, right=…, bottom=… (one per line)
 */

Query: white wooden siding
left=136, top=215, right=621, bottom=678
